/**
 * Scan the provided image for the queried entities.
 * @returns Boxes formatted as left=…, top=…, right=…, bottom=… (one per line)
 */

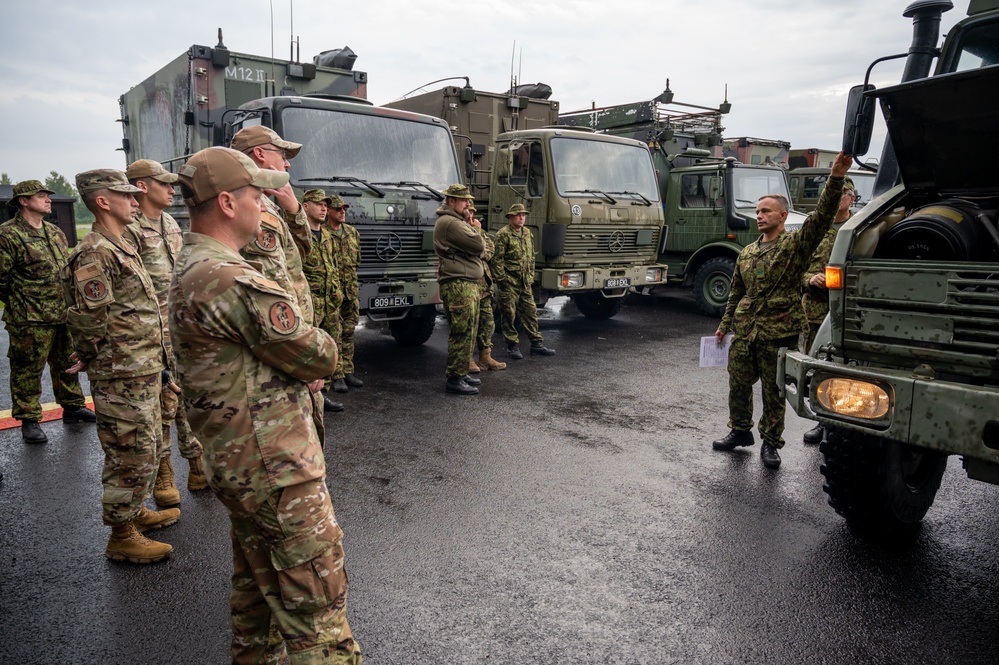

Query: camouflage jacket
left=0, top=212, right=72, bottom=325
left=61, top=225, right=167, bottom=380
left=720, top=176, right=845, bottom=342
left=433, top=206, right=484, bottom=284
left=125, top=210, right=183, bottom=303
left=491, top=224, right=535, bottom=286
left=479, top=229, right=496, bottom=287
left=801, top=214, right=850, bottom=324
left=302, top=225, right=344, bottom=325
left=168, top=233, right=338, bottom=517
left=241, top=197, right=315, bottom=326
left=329, top=222, right=361, bottom=292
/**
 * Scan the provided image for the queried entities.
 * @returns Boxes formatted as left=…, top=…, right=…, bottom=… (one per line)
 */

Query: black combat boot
left=322, top=392, right=345, bottom=412
left=21, top=421, right=47, bottom=444
left=461, top=374, right=482, bottom=387
left=62, top=406, right=97, bottom=423
left=508, top=343, right=524, bottom=360
left=760, top=442, right=782, bottom=469
left=802, top=424, right=824, bottom=445
left=530, top=341, right=556, bottom=356
left=344, top=373, right=364, bottom=388
left=711, top=429, right=754, bottom=451
left=331, top=377, right=348, bottom=393
left=446, top=377, right=478, bottom=395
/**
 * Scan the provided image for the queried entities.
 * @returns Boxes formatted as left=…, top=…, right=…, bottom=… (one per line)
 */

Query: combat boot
left=761, top=442, right=782, bottom=469
left=134, top=506, right=180, bottom=532
left=508, top=342, right=524, bottom=360
left=461, top=374, right=481, bottom=386
left=344, top=373, right=364, bottom=388
left=154, top=455, right=181, bottom=507
left=62, top=406, right=97, bottom=423
left=468, top=357, right=481, bottom=374
left=187, top=455, right=209, bottom=491
left=446, top=377, right=478, bottom=395
left=21, top=421, right=47, bottom=444
left=332, top=377, right=349, bottom=393
left=802, top=424, right=825, bottom=445
left=712, top=429, right=755, bottom=451
left=530, top=341, right=556, bottom=356
left=322, top=392, right=345, bottom=412
left=106, top=522, right=172, bottom=564
left=480, top=348, right=507, bottom=371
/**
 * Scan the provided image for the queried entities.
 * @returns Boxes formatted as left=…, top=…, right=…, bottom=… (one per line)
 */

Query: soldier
left=300, top=188, right=346, bottom=413
left=169, top=147, right=360, bottom=664
left=63, top=169, right=176, bottom=563
left=800, top=175, right=856, bottom=445
left=465, top=205, right=505, bottom=374
left=327, top=194, right=364, bottom=394
left=125, top=159, right=208, bottom=502
left=434, top=184, right=484, bottom=395
left=711, top=151, right=852, bottom=469
left=0, top=179, right=96, bottom=445
left=491, top=203, right=556, bottom=359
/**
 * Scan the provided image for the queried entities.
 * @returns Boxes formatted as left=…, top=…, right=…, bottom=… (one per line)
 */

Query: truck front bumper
left=539, top=264, right=668, bottom=293
left=360, top=278, right=440, bottom=322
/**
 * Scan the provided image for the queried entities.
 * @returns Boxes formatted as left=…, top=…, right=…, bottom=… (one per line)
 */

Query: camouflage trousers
left=727, top=335, right=798, bottom=448
left=802, top=321, right=822, bottom=356
left=229, top=479, right=361, bottom=665
left=498, top=280, right=542, bottom=345
left=475, top=283, right=496, bottom=351
left=5, top=324, right=86, bottom=422
left=317, top=307, right=343, bottom=390
left=334, top=287, right=359, bottom=380
left=159, top=380, right=203, bottom=460
left=440, top=279, right=480, bottom=379
left=92, top=373, right=162, bottom=525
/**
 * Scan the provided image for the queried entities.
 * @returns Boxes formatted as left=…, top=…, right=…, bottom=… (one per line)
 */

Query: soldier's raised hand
left=831, top=152, right=853, bottom=178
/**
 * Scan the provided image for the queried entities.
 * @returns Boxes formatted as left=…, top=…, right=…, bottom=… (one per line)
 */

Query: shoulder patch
left=83, top=279, right=108, bottom=302
left=74, top=262, right=102, bottom=280
left=234, top=273, right=288, bottom=297
left=268, top=301, right=299, bottom=335
left=254, top=227, right=279, bottom=252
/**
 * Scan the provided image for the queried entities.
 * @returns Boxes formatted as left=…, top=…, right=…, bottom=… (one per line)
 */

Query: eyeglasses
left=259, top=147, right=288, bottom=160
left=331, top=206, right=346, bottom=212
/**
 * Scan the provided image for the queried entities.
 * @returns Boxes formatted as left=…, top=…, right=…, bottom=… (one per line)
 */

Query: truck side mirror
left=464, top=145, right=474, bottom=180
left=842, top=84, right=876, bottom=156
left=496, top=145, right=513, bottom=179
left=708, top=176, right=722, bottom=202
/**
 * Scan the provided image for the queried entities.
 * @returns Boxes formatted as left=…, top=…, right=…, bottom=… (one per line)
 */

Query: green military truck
left=560, top=94, right=805, bottom=317
left=386, top=84, right=667, bottom=319
left=119, top=34, right=461, bottom=345
left=787, top=167, right=876, bottom=214
left=779, top=0, right=999, bottom=530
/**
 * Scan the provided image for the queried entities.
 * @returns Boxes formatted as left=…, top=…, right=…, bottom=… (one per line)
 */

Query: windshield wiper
left=299, top=176, right=385, bottom=198
left=734, top=198, right=757, bottom=207
left=564, top=189, right=617, bottom=205
left=371, top=181, right=444, bottom=201
left=607, top=190, right=653, bottom=206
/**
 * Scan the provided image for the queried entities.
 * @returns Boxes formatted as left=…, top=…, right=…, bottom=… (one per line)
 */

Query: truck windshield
left=951, top=20, right=999, bottom=72
left=550, top=137, right=660, bottom=202
left=731, top=168, right=791, bottom=209
left=280, top=108, right=460, bottom=190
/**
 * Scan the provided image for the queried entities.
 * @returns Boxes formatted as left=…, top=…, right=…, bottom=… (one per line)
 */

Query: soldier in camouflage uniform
left=327, top=194, right=364, bottom=394
left=170, top=147, right=360, bottom=664
left=465, top=206, right=505, bottom=373
left=0, top=180, right=96, bottom=445
left=712, top=152, right=852, bottom=469
left=434, top=185, right=484, bottom=395
left=125, top=159, right=208, bottom=502
left=63, top=169, right=177, bottom=564
left=800, top=175, right=855, bottom=445
left=300, top=188, right=346, bottom=414
left=491, top=203, right=556, bottom=359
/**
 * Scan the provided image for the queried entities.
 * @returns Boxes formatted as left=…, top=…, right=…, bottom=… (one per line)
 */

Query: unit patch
left=269, top=301, right=299, bottom=335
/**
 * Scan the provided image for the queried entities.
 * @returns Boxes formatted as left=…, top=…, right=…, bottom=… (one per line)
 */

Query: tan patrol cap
left=229, top=125, right=302, bottom=159
left=75, top=170, right=143, bottom=196
left=125, top=159, right=179, bottom=184
left=177, top=147, right=289, bottom=207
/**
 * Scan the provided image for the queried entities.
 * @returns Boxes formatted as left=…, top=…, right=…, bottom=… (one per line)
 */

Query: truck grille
left=842, top=260, right=999, bottom=379
left=357, top=225, right=436, bottom=278
left=559, top=224, right=661, bottom=265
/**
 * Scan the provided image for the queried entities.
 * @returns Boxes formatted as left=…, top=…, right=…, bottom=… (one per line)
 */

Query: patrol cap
left=843, top=175, right=855, bottom=193
left=125, top=159, right=179, bottom=184
left=505, top=203, right=528, bottom=217
left=177, top=147, right=289, bottom=207
left=302, top=188, right=333, bottom=205
left=442, top=184, right=474, bottom=200
left=229, top=125, right=302, bottom=159
left=75, top=170, right=143, bottom=196
left=8, top=179, right=55, bottom=208
left=328, top=194, right=350, bottom=209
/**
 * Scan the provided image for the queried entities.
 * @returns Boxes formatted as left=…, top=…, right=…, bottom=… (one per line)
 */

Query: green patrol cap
left=442, top=184, right=474, bottom=200
left=75, top=170, right=143, bottom=196
left=302, top=188, right=333, bottom=204
left=125, top=159, right=179, bottom=184
left=505, top=203, right=528, bottom=217
left=8, top=180, right=55, bottom=208
left=328, top=194, right=349, bottom=209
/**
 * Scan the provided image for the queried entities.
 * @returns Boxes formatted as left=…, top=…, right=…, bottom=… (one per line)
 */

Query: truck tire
left=819, top=426, right=947, bottom=532
left=572, top=292, right=625, bottom=320
left=389, top=309, right=438, bottom=347
left=692, top=257, right=735, bottom=318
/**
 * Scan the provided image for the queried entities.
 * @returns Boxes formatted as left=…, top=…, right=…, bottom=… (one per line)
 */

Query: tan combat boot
left=187, top=455, right=209, bottom=491
left=154, top=455, right=181, bottom=507
left=480, top=348, right=507, bottom=371
left=134, top=505, right=180, bottom=532
left=106, top=522, right=173, bottom=564
left=468, top=357, right=481, bottom=373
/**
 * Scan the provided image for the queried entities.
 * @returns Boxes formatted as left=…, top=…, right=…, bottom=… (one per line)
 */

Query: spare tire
left=874, top=201, right=991, bottom=261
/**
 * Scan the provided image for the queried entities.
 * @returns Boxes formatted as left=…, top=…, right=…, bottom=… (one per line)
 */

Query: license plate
left=604, top=278, right=631, bottom=288
left=369, top=294, right=414, bottom=309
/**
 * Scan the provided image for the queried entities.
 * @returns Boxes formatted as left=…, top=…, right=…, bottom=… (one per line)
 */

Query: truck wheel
left=389, top=309, right=438, bottom=347
left=819, top=426, right=947, bottom=532
left=571, top=292, right=625, bottom=320
left=692, top=257, right=735, bottom=318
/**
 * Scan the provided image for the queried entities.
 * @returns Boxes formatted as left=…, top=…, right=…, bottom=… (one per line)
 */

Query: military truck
left=787, top=167, right=876, bottom=214
left=560, top=93, right=805, bottom=317
left=386, top=84, right=667, bottom=320
left=119, top=34, right=462, bottom=346
left=779, top=0, right=999, bottom=530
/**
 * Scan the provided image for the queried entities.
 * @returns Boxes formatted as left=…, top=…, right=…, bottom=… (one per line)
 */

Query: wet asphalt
left=0, top=292, right=997, bottom=665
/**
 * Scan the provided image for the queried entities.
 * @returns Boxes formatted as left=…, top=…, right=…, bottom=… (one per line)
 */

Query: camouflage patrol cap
left=843, top=175, right=855, bottom=193
left=75, top=170, right=143, bottom=196
left=125, top=159, right=179, bottom=184
left=505, top=203, right=529, bottom=217
left=177, top=147, right=289, bottom=207
left=442, top=184, right=474, bottom=200
left=230, top=125, right=302, bottom=159
left=328, top=194, right=349, bottom=209
left=302, top=188, right=333, bottom=205
left=8, top=180, right=55, bottom=208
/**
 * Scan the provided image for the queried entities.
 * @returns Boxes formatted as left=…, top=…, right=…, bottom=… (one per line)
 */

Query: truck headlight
left=645, top=268, right=663, bottom=282
left=815, top=378, right=890, bottom=419
left=560, top=272, right=584, bottom=288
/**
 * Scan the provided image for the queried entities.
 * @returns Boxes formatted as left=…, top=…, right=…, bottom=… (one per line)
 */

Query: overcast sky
left=0, top=0, right=967, bottom=184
